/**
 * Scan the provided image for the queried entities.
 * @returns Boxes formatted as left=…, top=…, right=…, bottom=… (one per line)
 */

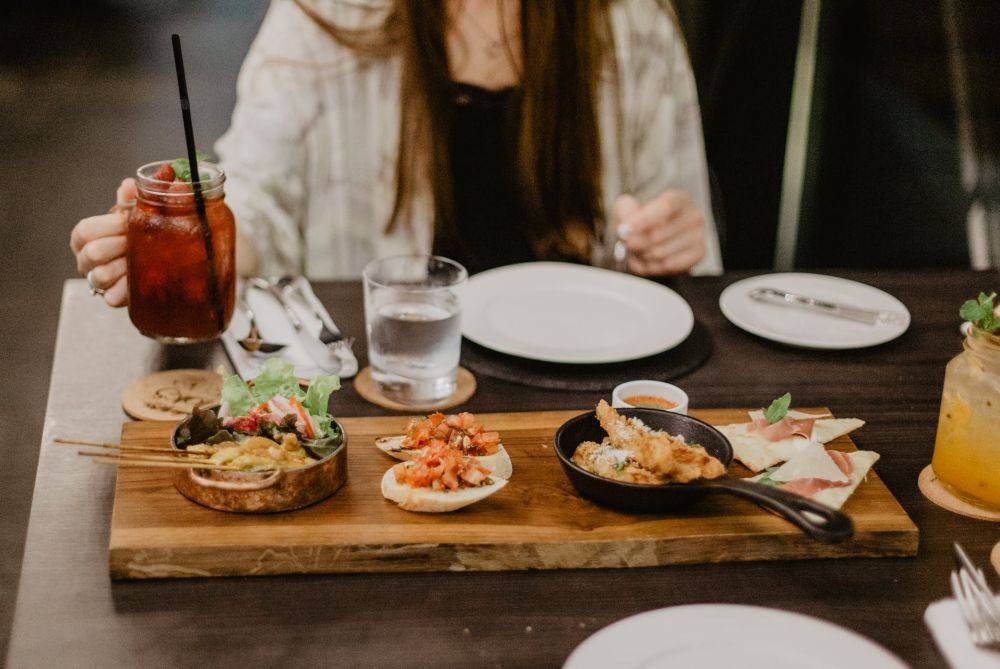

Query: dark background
left=1, top=0, right=996, bottom=662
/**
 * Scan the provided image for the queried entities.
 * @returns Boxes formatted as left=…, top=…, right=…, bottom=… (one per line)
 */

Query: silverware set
left=951, top=542, right=1000, bottom=649
left=749, top=287, right=909, bottom=326
left=236, top=277, right=356, bottom=375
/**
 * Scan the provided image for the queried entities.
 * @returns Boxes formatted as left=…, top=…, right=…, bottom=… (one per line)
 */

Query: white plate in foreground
left=565, top=605, right=907, bottom=669
left=719, top=273, right=910, bottom=349
left=461, top=262, right=694, bottom=364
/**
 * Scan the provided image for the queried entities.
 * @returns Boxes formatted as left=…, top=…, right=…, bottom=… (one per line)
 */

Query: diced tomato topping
left=394, top=443, right=492, bottom=491
left=400, top=411, right=501, bottom=456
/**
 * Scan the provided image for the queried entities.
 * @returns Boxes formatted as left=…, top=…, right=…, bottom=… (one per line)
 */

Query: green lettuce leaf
left=302, top=374, right=340, bottom=424
left=249, top=359, right=301, bottom=405
left=219, top=360, right=340, bottom=434
left=221, top=373, right=256, bottom=416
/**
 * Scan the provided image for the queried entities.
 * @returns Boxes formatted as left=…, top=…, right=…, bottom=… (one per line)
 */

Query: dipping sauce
left=623, top=395, right=677, bottom=411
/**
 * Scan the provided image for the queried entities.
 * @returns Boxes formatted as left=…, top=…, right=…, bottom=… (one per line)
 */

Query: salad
left=175, top=359, right=342, bottom=464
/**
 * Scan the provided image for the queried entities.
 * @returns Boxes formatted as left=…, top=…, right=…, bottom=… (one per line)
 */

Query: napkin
left=221, top=278, right=358, bottom=381
left=925, top=597, right=1000, bottom=669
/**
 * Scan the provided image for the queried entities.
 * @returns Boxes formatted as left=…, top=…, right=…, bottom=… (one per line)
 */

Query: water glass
left=363, top=255, right=467, bottom=403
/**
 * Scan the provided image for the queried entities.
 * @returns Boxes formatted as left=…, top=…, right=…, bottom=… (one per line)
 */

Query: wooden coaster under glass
left=355, top=366, right=476, bottom=412
left=918, top=465, right=1000, bottom=522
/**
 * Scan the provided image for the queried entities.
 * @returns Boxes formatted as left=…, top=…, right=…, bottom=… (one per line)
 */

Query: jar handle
left=188, top=468, right=283, bottom=491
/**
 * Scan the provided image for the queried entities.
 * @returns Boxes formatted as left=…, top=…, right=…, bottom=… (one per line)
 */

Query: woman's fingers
left=70, top=212, right=127, bottom=255
left=89, top=256, right=127, bottom=291
left=613, top=194, right=642, bottom=234
left=640, top=241, right=706, bottom=275
left=619, top=190, right=691, bottom=250
left=116, top=178, right=138, bottom=206
left=102, top=275, right=129, bottom=308
left=635, top=213, right=704, bottom=262
left=76, top=234, right=127, bottom=275
left=616, top=189, right=707, bottom=275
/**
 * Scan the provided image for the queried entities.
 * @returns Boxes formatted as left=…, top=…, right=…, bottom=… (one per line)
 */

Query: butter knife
left=748, top=287, right=907, bottom=326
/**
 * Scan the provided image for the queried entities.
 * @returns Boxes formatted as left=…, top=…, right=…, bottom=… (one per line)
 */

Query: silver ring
left=86, top=270, right=105, bottom=297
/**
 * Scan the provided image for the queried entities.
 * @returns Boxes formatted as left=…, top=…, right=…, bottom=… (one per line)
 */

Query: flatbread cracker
left=718, top=417, right=865, bottom=472
left=749, top=450, right=880, bottom=510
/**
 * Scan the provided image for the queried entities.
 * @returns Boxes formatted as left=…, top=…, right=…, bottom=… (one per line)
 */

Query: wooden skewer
left=81, top=453, right=248, bottom=472
left=78, top=450, right=213, bottom=465
left=54, top=437, right=176, bottom=453
left=112, top=446, right=206, bottom=457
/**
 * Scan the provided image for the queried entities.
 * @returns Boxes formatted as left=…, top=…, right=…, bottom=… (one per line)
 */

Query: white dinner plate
left=719, top=273, right=910, bottom=349
left=565, top=605, right=907, bottom=669
left=461, top=262, right=694, bottom=364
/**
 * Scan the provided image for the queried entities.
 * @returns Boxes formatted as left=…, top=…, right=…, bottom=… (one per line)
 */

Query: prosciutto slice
left=781, top=449, right=854, bottom=497
left=747, top=409, right=832, bottom=442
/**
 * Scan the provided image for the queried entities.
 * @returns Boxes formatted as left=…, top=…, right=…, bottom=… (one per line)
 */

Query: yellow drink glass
left=931, top=326, right=1000, bottom=510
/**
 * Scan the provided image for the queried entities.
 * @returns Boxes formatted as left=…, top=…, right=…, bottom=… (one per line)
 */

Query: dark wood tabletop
left=7, top=269, right=999, bottom=668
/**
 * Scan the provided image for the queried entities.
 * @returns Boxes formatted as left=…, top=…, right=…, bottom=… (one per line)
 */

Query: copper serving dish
left=170, top=413, right=347, bottom=513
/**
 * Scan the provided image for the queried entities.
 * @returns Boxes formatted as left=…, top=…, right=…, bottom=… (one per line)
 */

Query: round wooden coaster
left=354, top=366, right=476, bottom=412
left=918, top=465, right=1000, bottom=522
left=122, top=369, right=222, bottom=422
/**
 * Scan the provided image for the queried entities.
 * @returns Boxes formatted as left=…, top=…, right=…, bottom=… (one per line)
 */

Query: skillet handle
left=703, top=478, right=854, bottom=543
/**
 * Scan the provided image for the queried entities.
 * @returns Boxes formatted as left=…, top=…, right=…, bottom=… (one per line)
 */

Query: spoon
left=236, top=297, right=288, bottom=355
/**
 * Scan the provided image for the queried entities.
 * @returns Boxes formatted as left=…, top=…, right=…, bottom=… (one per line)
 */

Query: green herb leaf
left=757, top=466, right=782, bottom=487
left=961, top=292, right=999, bottom=333
left=612, top=460, right=627, bottom=472
left=763, top=392, right=792, bottom=424
left=169, top=151, right=212, bottom=182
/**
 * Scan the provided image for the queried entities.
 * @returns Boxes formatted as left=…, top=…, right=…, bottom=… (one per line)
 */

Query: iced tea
left=126, top=160, right=235, bottom=342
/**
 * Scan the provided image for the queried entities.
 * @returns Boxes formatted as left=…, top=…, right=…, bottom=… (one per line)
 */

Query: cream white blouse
left=215, top=0, right=723, bottom=278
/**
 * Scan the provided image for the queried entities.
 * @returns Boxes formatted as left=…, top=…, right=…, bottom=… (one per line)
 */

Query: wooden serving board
left=108, top=409, right=918, bottom=579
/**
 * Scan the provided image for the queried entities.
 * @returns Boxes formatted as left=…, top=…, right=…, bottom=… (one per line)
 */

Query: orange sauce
left=624, top=395, right=677, bottom=410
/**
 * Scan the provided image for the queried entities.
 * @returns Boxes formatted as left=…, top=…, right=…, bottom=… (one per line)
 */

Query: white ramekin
left=611, top=380, right=689, bottom=415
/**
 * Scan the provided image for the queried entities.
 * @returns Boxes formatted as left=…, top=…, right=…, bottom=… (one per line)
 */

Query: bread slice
left=375, top=436, right=513, bottom=479
left=380, top=465, right=508, bottom=512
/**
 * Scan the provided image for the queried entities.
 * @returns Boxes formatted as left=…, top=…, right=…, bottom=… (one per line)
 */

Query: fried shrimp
left=594, top=400, right=725, bottom=483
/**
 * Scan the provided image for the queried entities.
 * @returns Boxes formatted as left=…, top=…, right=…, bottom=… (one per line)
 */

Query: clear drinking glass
left=363, top=255, right=467, bottom=403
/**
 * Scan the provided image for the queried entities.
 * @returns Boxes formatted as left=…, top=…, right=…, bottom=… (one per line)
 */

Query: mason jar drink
left=126, top=160, right=236, bottom=342
left=363, top=255, right=467, bottom=403
left=931, top=326, right=1000, bottom=509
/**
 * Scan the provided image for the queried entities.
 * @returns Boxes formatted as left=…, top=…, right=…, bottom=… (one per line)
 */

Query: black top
left=434, top=82, right=535, bottom=275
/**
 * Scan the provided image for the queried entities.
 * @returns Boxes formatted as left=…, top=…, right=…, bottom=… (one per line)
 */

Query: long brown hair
left=294, top=0, right=612, bottom=259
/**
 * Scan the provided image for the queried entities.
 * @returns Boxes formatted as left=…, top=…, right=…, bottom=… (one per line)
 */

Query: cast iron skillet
left=553, top=408, right=853, bottom=544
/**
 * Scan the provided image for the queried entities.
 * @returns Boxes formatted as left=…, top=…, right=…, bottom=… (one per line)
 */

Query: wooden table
left=7, top=270, right=998, bottom=668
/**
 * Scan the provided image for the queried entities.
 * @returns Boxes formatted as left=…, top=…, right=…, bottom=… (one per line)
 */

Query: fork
left=950, top=542, right=1000, bottom=649
left=273, top=277, right=355, bottom=354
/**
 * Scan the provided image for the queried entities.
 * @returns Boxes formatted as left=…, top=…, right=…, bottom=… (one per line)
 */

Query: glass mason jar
left=931, top=326, right=1000, bottom=509
left=126, top=161, right=236, bottom=343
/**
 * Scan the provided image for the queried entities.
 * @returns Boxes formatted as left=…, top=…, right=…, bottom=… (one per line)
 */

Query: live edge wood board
left=108, top=409, right=918, bottom=579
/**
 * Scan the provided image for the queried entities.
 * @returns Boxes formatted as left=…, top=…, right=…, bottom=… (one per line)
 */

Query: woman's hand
left=613, top=190, right=706, bottom=276
left=70, top=178, right=136, bottom=307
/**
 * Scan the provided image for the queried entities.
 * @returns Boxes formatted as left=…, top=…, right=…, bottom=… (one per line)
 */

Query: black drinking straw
left=171, top=33, right=224, bottom=333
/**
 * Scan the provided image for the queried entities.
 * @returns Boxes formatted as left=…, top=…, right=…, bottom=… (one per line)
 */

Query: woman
left=72, top=0, right=721, bottom=308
